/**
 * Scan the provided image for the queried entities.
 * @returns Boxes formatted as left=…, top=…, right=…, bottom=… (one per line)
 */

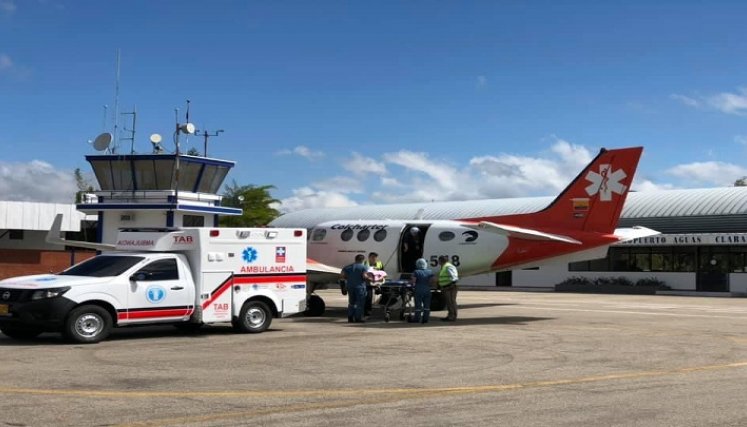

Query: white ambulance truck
left=0, top=226, right=307, bottom=343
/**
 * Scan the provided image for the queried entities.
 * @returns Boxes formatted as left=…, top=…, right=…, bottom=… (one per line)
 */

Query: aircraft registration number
left=430, top=255, right=461, bottom=267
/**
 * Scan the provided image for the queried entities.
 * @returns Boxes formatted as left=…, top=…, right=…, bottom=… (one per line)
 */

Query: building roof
left=271, top=187, right=747, bottom=234
left=0, top=202, right=87, bottom=232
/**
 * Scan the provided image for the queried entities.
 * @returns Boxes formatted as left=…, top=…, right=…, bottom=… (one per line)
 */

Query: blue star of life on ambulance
left=242, top=246, right=258, bottom=263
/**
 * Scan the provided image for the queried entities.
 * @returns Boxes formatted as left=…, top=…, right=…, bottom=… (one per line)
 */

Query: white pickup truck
left=0, top=225, right=307, bottom=343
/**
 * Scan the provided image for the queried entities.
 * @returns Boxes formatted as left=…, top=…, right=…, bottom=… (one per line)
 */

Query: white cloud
left=311, top=176, right=363, bottom=194
left=277, top=187, right=358, bottom=213
left=667, top=161, right=747, bottom=187
left=384, top=150, right=461, bottom=193
left=632, top=178, right=676, bottom=192
left=276, top=145, right=324, bottom=160
left=0, top=0, right=16, bottom=13
left=707, top=87, right=747, bottom=115
left=670, top=93, right=699, bottom=108
left=0, top=54, right=13, bottom=71
left=0, top=160, right=79, bottom=203
left=342, top=152, right=387, bottom=176
left=476, top=75, right=487, bottom=88
left=735, top=135, right=747, bottom=146
left=276, top=138, right=677, bottom=213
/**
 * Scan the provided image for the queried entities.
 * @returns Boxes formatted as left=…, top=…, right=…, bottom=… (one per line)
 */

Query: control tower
left=76, top=153, right=241, bottom=244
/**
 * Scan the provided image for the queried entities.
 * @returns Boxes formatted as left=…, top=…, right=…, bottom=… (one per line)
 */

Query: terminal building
left=272, top=187, right=747, bottom=294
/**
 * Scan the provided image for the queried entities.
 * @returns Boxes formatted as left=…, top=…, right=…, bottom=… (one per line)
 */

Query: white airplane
left=274, top=146, right=658, bottom=315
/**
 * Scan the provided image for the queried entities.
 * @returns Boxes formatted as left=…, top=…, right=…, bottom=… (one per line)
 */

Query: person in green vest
left=363, top=252, right=384, bottom=316
left=437, top=255, right=459, bottom=321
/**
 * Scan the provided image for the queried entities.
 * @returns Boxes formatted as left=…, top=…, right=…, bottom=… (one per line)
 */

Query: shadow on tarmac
left=294, top=302, right=517, bottom=324
left=0, top=324, right=285, bottom=346
left=355, top=316, right=554, bottom=328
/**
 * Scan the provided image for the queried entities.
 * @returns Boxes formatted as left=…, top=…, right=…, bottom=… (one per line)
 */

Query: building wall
left=0, top=249, right=95, bottom=280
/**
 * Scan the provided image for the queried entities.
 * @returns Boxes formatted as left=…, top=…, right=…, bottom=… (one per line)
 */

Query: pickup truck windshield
left=60, top=256, right=145, bottom=277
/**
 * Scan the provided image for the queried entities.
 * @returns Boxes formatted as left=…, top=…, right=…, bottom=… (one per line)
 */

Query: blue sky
left=2, top=1, right=747, bottom=211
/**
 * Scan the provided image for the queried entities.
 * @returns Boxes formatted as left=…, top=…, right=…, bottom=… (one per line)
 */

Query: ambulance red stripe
left=201, top=273, right=307, bottom=309
left=233, top=274, right=306, bottom=284
left=118, top=306, right=194, bottom=320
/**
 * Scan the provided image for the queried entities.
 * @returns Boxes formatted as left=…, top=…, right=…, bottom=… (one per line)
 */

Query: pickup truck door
left=124, top=257, right=195, bottom=323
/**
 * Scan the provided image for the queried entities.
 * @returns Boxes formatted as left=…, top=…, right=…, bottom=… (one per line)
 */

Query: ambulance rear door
left=200, top=271, right=235, bottom=323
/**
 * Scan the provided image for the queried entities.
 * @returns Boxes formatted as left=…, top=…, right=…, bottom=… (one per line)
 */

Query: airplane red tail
left=468, top=147, right=643, bottom=235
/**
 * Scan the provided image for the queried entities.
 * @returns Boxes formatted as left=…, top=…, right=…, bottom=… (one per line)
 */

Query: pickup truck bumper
left=0, top=297, right=77, bottom=331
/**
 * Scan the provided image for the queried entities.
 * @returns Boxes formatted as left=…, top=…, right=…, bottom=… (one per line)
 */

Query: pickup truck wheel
left=63, top=305, right=112, bottom=344
left=304, top=294, right=325, bottom=317
left=0, top=325, right=43, bottom=340
left=235, top=301, right=272, bottom=333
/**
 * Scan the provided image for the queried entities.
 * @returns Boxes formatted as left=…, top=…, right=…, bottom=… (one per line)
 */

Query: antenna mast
left=121, top=106, right=137, bottom=154
left=112, top=49, right=121, bottom=154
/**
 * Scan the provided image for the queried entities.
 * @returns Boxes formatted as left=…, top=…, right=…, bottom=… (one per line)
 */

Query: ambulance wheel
left=0, top=325, right=43, bottom=340
left=430, top=292, right=446, bottom=311
left=63, top=305, right=112, bottom=344
left=304, top=294, right=325, bottom=317
left=235, top=301, right=272, bottom=333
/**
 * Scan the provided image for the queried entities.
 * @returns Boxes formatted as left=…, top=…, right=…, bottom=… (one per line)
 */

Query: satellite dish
left=150, top=133, right=162, bottom=144
left=92, top=132, right=113, bottom=152
left=179, top=123, right=196, bottom=135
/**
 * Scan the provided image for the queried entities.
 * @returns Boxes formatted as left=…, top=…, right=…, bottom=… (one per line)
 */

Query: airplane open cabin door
left=399, top=224, right=429, bottom=273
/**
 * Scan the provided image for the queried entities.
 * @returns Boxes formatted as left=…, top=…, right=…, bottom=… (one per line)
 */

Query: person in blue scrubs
left=341, top=254, right=370, bottom=323
left=410, top=258, right=435, bottom=323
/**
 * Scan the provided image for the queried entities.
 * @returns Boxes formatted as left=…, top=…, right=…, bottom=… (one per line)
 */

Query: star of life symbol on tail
left=585, top=164, right=627, bottom=201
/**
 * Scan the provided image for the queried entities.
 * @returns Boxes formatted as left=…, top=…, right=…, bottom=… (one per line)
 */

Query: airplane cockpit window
left=311, top=228, right=327, bottom=241
left=341, top=228, right=353, bottom=241
left=357, top=229, right=370, bottom=241
left=374, top=229, right=387, bottom=242
left=439, top=231, right=455, bottom=241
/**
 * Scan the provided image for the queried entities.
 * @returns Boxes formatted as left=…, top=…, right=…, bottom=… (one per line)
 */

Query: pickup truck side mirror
left=129, top=272, right=149, bottom=282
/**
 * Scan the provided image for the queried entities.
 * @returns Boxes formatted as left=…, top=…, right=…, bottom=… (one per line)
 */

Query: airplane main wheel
left=304, top=294, right=326, bottom=317
left=430, top=292, right=446, bottom=311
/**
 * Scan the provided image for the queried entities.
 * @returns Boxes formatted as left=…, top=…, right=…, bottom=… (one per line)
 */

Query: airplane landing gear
left=305, top=294, right=326, bottom=316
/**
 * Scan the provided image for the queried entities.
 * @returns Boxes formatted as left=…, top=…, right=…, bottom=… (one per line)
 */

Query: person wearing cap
left=437, top=255, right=459, bottom=321
left=341, top=254, right=371, bottom=323
left=410, top=258, right=435, bottom=323
left=363, top=252, right=384, bottom=316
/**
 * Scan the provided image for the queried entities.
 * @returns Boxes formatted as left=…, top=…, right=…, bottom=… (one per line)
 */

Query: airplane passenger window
left=357, top=229, right=370, bottom=241
left=341, top=228, right=353, bottom=241
left=439, top=231, right=455, bottom=241
left=374, top=229, right=387, bottom=242
left=311, top=228, right=327, bottom=241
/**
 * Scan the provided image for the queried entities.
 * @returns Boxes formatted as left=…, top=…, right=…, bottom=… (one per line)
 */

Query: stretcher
left=376, top=280, right=414, bottom=322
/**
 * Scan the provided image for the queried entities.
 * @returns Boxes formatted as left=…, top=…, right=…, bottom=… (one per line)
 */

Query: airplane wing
left=613, top=226, right=660, bottom=242
left=463, top=221, right=582, bottom=245
left=307, top=258, right=342, bottom=284
left=46, top=214, right=117, bottom=251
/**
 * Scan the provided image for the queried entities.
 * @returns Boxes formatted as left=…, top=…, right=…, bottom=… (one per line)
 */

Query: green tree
left=736, top=177, right=747, bottom=187
left=186, top=147, right=201, bottom=156
left=74, top=168, right=95, bottom=203
left=220, top=181, right=280, bottom=227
